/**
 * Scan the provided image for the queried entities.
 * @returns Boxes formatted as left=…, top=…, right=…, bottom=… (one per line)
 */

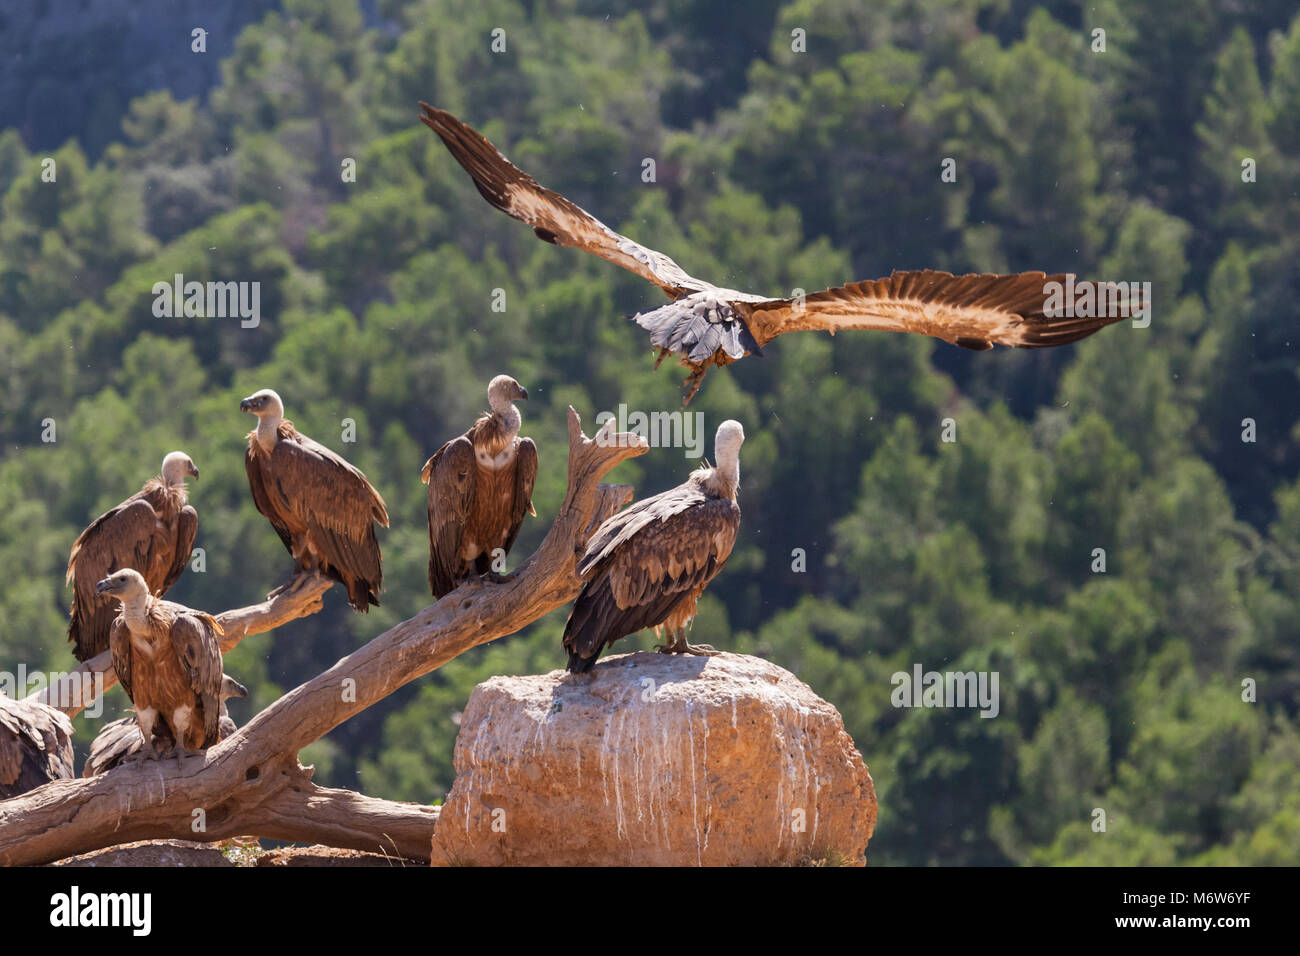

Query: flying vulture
left=0, top=692, right=75, bottom=798
left=241, top=389, right=390, bottom=610
left=563, top=420, right=744, bottom=673
left=97, top=568, right=226, bottom=765
left=65, top=451, right=200, bottom=662
left=422, top=374, right=539, bottom=598
left=83, top=674, right=246, bottom=777
left=418, top=103, right=1132, bottom=402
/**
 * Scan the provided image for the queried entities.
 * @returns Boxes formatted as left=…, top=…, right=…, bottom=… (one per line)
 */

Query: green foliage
left=0, top=0, right=1296, bottom=866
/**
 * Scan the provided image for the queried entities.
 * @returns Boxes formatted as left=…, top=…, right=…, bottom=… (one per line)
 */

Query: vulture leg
left=267, top=569, right=309, bottom=600
left=173, top=745, right=205, bottom=772
left=657, top=626, right=719, bottom=657
left=680, top=364, right=709, bottom=407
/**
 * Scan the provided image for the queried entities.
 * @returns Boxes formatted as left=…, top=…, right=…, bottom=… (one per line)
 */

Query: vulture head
left=95, top=568, right=150, bottom=603
left=161, top=451, right=200, bottom=486
left=220, top=674, right=248, bottom=701
left=240, top=389, right=285, bottom=424
left=487, top=374, right=529, bottom=413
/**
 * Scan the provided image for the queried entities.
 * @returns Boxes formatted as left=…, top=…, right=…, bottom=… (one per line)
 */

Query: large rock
left=431, top=652, right=876, bottom=866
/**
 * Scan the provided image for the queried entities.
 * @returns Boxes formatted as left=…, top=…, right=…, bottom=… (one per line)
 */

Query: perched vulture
left=0, top=692, right=75, bottom=798
left=83, top=675, right=246, bottom=778
left=564, top=420, right=744, bottom=673
left=419, top=103, right=1132, bottom=402
left=65, top=451, right=200, bottom=662
left=241, top=389, right=390, bottom=610
left=422, top=375, right=539, bottom=597
left=98, top=569, right=226, bottom=764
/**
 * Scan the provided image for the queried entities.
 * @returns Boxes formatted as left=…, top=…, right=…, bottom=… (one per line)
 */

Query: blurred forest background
left=1, top=0, right=1298, bottom=865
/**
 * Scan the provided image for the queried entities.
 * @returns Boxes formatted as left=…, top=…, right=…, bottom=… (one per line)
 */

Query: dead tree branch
left=0, top=408, right=645, bottom=865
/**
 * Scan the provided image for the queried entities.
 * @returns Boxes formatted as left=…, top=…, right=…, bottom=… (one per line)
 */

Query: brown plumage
left=0, top=693, right=74, bottom=798
left=83, top=674, right=246, bottom=777
left=65, top=451, right=199, bottom=662
left=419, top=104, right=1133, bottom=402
left=99, top=569, right=225, bottom=759
left=423, top=375, right=538, bottom=598
left=241, top=389, right=389, bottom=610
left=564, top=420, right=744, bottom=673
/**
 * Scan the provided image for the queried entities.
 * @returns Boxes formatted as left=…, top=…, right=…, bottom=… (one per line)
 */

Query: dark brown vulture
left=98, top=569, right=226, bottom=765
left=422, top=375, right=539, bottom=598
left=419, top=103, right=1134, bottom=402
left=83, top=674, right=246, bottom=777
left=0, top=692, right=75, bottom=798
left=65, top=451, right=199, bottom=662
left=564, top=420, right=744, bottom=673
left=241, top=389, right=390, bottom=610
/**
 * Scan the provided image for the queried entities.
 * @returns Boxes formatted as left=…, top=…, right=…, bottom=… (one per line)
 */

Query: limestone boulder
left=431, top=651, right=876, bottom=866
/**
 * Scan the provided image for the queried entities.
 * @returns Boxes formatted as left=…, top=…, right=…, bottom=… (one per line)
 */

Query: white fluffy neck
left=715, top=454, right=740, bottom=495
left=256, top=414, right=281, bottom=452
left=492, top=401, right=521, bottom=438
left=120, top=593, right=151, bottom=632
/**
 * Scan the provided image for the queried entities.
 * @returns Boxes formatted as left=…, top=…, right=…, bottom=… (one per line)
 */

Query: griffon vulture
left=98, top=569, right=226, bottom=765
left=422, top=375, right=539, bottom=597
left=241, top=389, right=389, bottom=610
left=65, top=451, right=199, bottom=662
left=83, top=675, right=246, bottom=777
left=563, top=420, right=744, bottom=673
left=419, top=104, right=1132, bottom=402
left=0, top=693, right=75, bottom=798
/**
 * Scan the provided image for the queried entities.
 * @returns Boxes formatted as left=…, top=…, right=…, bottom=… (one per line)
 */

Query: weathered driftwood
left=0, top=408, right=645, bottom=866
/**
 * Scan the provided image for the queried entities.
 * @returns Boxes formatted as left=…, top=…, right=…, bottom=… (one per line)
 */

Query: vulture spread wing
left=423, top=436, right=477, bottom=598
left=169, top=612, right=224, bottom=746
left=0, top=694, right=75, bottom=797
left=564, top=485, right=740, bottom=670
left=66, top=486, right=196, bottom=662
left=418, top=103, right=709, bottom=299
left=742, top=269, right=1131, bottom=351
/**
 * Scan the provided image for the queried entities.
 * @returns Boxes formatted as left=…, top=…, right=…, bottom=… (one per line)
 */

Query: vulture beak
left=95, top=578, right=115, bottom=595
left=517, top=386, right=529, bottom=401
left=239, top=398, right=254, bottom=412
left=188, top=464, right=200, bottom=480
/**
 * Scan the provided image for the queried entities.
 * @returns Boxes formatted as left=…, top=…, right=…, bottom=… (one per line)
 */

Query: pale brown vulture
left=419, top=104, right=1133, bottom=402
left=564, top=420, right=744, bottom=673
left=0, top=692, right=75, bottom=798
left=98, top=569, right=226, bottom=765
left=422, top=375, right=539, bottom=598
left=83, top=674, right=246, bottom=777
left=65, top=451, right=199, bottom=662
left=241, top=389, right=389, bottom=610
